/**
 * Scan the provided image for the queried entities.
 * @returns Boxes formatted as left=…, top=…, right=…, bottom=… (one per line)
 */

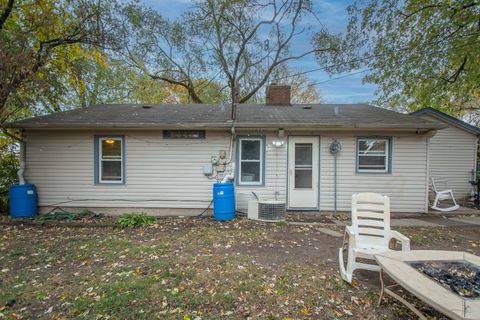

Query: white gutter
left=221, top=126, right=236, bottom=183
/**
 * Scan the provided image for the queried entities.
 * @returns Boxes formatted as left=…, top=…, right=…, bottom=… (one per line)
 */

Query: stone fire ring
left=375, top=250, right=480, bottom=320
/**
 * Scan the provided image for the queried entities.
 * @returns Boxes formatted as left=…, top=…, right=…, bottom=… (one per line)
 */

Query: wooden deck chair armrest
left=389, top=230, right=410, bottom=251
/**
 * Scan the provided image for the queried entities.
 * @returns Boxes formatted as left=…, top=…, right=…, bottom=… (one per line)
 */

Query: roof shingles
left=6, top=103, right=445, bottom=130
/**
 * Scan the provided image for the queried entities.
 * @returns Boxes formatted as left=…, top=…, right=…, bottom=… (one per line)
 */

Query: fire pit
left=410, top=261, right=480, bottom=298
left=375, top=250, right=480, bottom=320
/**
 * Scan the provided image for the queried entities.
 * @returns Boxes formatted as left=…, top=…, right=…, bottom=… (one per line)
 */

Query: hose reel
left=329, top=140, right=342, bottom=155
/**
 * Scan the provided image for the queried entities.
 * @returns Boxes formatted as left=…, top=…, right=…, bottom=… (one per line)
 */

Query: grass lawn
left=0, top=217, right=479, bottom=319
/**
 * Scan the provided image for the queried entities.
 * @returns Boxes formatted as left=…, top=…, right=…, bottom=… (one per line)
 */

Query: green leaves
left=0, top=133, right=18, bottom=212
left=117, top=213, right=157, bottom=228
left=315, top=0, right=480, bottom=119
left=0, top=0, right=116, bottom=124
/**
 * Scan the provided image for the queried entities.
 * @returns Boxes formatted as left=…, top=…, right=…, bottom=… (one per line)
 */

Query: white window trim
left=99, top=137, right=124, bottom=184
left=357, top=138, right=390, bottom=173
left=238, top=137, right=264, bottom=186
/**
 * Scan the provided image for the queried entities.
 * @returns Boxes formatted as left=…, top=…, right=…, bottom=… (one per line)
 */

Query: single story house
left=411, top=107, right=480, bottom=200
left=6, top=85, right=448, bottom=214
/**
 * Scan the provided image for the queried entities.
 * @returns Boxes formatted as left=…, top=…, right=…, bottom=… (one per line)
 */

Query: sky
left=140, top=0, right=377, bottom=104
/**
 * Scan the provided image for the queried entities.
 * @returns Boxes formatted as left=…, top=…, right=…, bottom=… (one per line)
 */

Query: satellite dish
left=329, top=140, right=342, bottom=155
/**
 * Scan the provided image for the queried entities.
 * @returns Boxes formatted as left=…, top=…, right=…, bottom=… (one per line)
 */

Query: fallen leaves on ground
left=0, top=217, right=478, bottom=319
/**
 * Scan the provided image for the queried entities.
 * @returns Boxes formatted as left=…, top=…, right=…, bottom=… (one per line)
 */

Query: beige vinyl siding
left=237, top=132, right=428, bottom=213
left=319, top=134, right=428, bottom=213
left=25, top=130, right=287, bottom=212
left=25, top=130, right=231, bottom=209
left=25, top=129, right=429, bottom=214
left=421, top=114, right=477, bottom=199
left=235, top=133, right=287, bottom=210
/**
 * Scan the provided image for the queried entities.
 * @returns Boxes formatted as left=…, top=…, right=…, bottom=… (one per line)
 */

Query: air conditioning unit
left=248, top=200, right=285, bottom=222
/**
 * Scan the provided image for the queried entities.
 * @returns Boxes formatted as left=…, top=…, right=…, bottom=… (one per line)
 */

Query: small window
left=357, top=138, right=390, bottom=173
left=96, top=137, right=124, bottom=183
left=238, top=137, right=264, bottom=185
left=163, top=130, right=205, bottom=139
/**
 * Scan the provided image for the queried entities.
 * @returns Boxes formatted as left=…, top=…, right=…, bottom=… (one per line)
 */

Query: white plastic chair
left=431, top=178, right=460, bottom=212
left=338, top=193, right=410, bottom=283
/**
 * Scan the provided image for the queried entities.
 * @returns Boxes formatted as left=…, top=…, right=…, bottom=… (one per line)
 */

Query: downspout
left=424, top=136, right=430, bottom=213
left=334, top=143, right=338, bottom=212
left=222, top=82, right=238, bottom=183
left=423, top=130, right=437, bottom=213
left=222, top=162, right=235, bottom=183
left=470, top=135, right=479, bottom=198
left=226, top=126, right=237, bottom=183
left=226, top=126, right=236, bottom=164
left=18, top=130, right=26, bottom=185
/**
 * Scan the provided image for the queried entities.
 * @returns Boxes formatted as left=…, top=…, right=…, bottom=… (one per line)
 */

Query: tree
left=61, top=54, right=140, bottom=108
left=0, top=0, right=116, bottom=125
left=62, top=53, right=232, bottom=106
left=0, top=132, right=18, bottom=213
left=128, top=76, right=230, bottom=104
left=314, top=0, right=480, bottom=117
left=117, top=0, right=337, bottom=104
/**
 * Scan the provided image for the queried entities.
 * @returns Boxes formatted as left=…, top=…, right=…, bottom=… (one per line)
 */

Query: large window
left=238, top=137, right=264, bottom=185
left=96, top=136, right=125, bottom=184
left=356, top=138, right=391, bottom=173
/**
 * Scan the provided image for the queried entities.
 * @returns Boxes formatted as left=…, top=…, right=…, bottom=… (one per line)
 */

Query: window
left=238, top=137, right=264, bottom=185
left=163, top=130, right=205, bottom=139
left=95, top=136, right=125, bottom=184
left=356, top=138, right=391, bottom=173
left=294, top=143, right=313, bottom=188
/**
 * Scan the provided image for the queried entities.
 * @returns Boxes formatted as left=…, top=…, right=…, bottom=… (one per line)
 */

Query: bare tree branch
left=445, top=56, right=467, bottom=84
left=118, top=0, right=334, bottom=104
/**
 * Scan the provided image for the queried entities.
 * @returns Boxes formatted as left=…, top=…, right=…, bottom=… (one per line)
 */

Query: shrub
left=117, top=212, right=156, bottom=228
left=0, top=137, right=19, bottom=214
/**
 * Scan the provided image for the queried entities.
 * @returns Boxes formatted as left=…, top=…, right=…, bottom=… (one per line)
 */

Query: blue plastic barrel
left=213, top=183, right=235, bottom=221
left=9, top=184, right=38, bottom=218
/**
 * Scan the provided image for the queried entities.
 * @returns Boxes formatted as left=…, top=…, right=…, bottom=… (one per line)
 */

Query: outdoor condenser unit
left=248, top=200, right=285, bottom=221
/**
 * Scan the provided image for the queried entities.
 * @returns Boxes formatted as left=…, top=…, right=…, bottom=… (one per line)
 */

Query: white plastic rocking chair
left=338, top=193, right=410, bottom=283
left=430, top=178, right=460, bottom=212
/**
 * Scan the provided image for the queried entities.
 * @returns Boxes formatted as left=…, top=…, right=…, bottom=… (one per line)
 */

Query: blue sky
left=141, top=0, right=377, bottom=103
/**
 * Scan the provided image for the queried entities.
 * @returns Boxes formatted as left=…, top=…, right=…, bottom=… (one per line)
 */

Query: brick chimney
left=266, top=84, right=291, bottom=105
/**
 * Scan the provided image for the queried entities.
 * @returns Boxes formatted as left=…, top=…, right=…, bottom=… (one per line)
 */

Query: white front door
left=288, top=136, right=319, bottom=209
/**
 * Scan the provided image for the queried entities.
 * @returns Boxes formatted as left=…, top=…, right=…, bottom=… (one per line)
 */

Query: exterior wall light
left=272, top=139, right=285, bottom=147
left=272, top=129, right=285, bottom=147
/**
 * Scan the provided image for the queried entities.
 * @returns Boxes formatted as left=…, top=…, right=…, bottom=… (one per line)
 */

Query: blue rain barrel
left=9, top=184, right=38, bottom=218
left=213, top=182, right=235, bottom=221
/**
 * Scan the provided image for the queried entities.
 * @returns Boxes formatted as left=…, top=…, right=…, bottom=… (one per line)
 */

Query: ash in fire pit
left=409, top=260, right=480, bottom=298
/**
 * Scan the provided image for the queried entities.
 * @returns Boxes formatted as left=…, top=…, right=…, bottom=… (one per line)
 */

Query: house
left=411, top=107, right=480, bottom=200
left=6, top=85, right=447, bottom=215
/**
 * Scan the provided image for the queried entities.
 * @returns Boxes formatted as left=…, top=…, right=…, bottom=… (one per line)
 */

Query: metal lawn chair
left=430, top=178, right=460, bottom=212
left=338, top=193, right=410, bottom=283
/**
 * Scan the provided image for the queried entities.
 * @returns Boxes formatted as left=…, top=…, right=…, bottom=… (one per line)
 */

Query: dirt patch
left=231, top=225, right=341, bottom=266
